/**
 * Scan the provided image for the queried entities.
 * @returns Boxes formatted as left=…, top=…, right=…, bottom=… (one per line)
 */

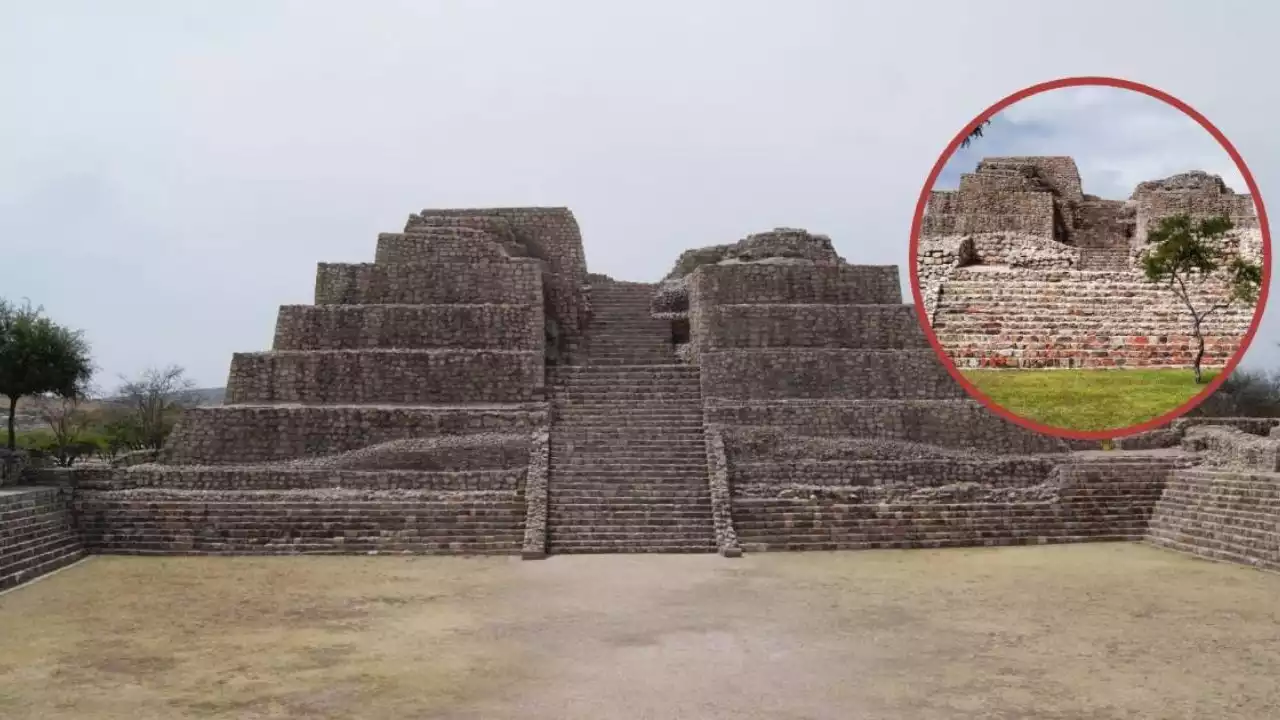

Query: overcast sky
left=938, top=86, right=1249, bottom=199
left=2, top=1, right=1276, bottom=389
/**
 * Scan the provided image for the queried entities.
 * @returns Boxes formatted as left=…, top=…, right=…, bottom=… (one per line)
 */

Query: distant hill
left=190, top=387, right=226, bottom=405
left=5, top=387, right=224, bottom=434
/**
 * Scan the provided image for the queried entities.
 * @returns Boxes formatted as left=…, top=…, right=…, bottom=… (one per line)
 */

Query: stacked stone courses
left=0, top=487, right=83, bottom=591
left=4, top=206, right=1277, bottom=584
left=70, top=208, right=555, bottom=556
left=921, top=157, right=1261, bottom=369
left=678, top=255, right=1177, bottom=553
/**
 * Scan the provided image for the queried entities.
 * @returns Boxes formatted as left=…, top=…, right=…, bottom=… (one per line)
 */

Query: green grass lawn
left=961, top=368, right=1218, bottom=432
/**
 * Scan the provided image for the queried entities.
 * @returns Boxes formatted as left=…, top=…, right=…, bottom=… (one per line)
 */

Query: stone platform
left=0, top=209, right=1273, bottom=589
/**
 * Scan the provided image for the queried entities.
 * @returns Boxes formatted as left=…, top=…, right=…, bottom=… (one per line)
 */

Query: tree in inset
left=0, top=300, right=94, bottom=451
left=959, top=120, right=991, bottom=149
left=1141, top=214, right=1262, bottom=384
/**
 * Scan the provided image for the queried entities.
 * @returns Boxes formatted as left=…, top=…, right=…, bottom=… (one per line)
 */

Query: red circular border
left=908, top=76, right=1273, bottom=442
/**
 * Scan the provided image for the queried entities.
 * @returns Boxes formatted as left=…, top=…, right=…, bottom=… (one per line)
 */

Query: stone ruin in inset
left=3, top=204, right=1276, bottom=591
left=918, top=156, right=1263, bottom=369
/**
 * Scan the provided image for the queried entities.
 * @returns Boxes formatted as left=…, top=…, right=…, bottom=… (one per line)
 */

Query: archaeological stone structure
left=2, top=206, right=1277, bottom=591
left=918, top=157, right=1263, bottom=369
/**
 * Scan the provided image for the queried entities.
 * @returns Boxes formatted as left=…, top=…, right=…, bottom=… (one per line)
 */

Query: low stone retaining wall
left=74, top=488, right=526, bottom=555
left=1147, top=469, right=1280, bottom=572
left=0, top=486, right=83, bottom=591
left=731, top=455, right=1189, bottom=552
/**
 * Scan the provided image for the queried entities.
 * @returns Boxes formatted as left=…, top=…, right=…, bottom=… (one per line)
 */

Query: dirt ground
left=2, top=543, right=1278, bottom=720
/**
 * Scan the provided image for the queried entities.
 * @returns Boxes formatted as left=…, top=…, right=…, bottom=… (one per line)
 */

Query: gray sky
left=2, top=1, right=1276, bottom=388
left=938, top=86, right=1248, bottom=199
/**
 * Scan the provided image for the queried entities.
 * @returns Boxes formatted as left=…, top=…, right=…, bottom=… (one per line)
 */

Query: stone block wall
left=273, top=304, right=541, bottom=351
left=162, top=406, right=545, bottom=465
left=315, top=261, right=542, bottom=305
left=70, top=207, right=576, bottom=557
left=930, top=267, right=1256, bottom=369
left=733, top=455, right=1189, bottom=552
left=701, top=349, right=965, bottom=401
left=921, top=189, right=1057, bottom=238
left=374, top=229, right=514, bottom=265
left=225, top=349, right=543, bottom=404
left=689, top=264, right=902, bottom=306
left=698, top=304, right=929, bottom=351
left=921, top=160, right=1261, bottom=370
left=407, top=208, right=590, bottom=363
left=703, top=399, right=1068, bottom=455
left=75, top=489, right=528, bottom=555
left=0, top=486, right=83, bottom=591
left=682, top=259, right=1122, bottom=554
left=1147, top=467, right=1279, bottom=572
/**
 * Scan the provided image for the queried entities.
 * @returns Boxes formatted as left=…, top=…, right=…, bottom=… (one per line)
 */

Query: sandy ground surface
left=2, top=543, right=1279, bottom=719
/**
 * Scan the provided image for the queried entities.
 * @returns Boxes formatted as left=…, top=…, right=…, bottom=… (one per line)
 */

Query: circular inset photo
left=910, top=77, right=1271, bottom=439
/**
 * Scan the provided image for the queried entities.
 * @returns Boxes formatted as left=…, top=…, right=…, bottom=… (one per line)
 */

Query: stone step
left=551, top=364, right=696, bottom=373
left=552, top=525, right=721, bottom=535
left=553, top=404, right=703, bottom=412
left=555, top=411, right=703, bottom=421
left=552, top=421, right=705, bottom=429
left=550, top=437, right=706, bottom=447
left=553, top=376, right=701, bottom=385
left=583, top=358, right=679, bottom=366
left=552, top=387, right=701, bottom=396
left=551, top=490, right=711, bottom=501
left=552, top=427, right=706, bottom=436
left=547, top=540, right=716, bottom=554
left=552, top=456, right=707, bottom=465
left=549, top=518, right=714, bottom=529
left=552, top=470, right=708, bottom=479
left=549, top=505, right=713, bottom=517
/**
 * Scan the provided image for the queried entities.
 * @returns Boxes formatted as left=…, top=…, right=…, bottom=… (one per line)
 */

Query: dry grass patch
left=0, top=556, right=533, bottom=720
left=3, top=545, right=1280, bottom=719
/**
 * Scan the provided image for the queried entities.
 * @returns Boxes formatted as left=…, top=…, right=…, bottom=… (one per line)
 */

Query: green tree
left=1142, top=214, right=1262, bottom=384
left=0, top=300, right=94, bottom=451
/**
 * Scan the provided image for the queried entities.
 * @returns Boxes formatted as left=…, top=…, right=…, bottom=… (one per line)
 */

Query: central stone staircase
left=582, top=282, right=679, bottom=365
left=546, top=281, right=716, bottom=553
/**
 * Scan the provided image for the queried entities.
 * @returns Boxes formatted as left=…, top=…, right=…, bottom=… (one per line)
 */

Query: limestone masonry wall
left=921, top=158, right=1261, bottom=369
left=274, top=304, right=541, bottom=351
left=701, top=349, right=965, bottom=401
left=165, top=404, right=545, bottom=465
left=407, top=208, right=590, bottom=363
left=1146, top=427, right=1280, bottom=571
left=226, top=350, right=543, bottom=404
left=698, top=304, right=928, bottom=351
left=316, top=261, right=542, bottom=305
left=374, top=229, right=513, bottom=265
left=0, top=487, right=83, bottom=591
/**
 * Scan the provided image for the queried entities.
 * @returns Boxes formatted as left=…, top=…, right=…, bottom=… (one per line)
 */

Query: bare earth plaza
left=2, top=206, right=1279, bottom=718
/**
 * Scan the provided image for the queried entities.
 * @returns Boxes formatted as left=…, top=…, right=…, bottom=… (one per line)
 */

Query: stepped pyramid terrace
left=2, top=206, right=1278, bottom=592
left=918, top=157, right=1263, bottom=369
